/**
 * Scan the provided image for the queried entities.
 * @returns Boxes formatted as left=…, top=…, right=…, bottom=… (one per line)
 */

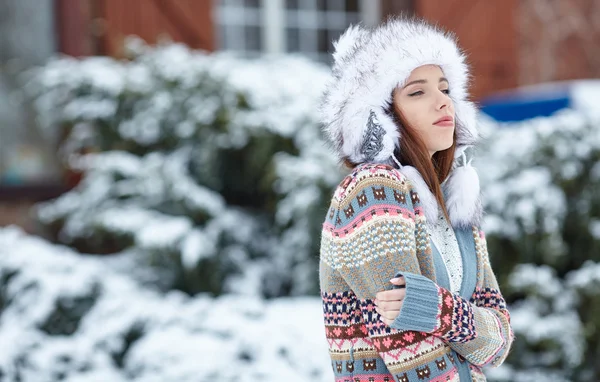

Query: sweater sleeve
left=389, top=232, right=514, bottom=368
left=320, top=165, right=451, bottom=376
left=446, top=230, right=514, bottom=367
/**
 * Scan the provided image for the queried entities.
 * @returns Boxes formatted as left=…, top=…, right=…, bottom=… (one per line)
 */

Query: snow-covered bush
left=479, top=110, right=600, bottom=274
left=24, top=38, right=600, bottom=380
left=477, top=110, right=600, bottom=381
left=0, top=226, right=332, bottom=381
left=25, top=39, right=342, bottom=298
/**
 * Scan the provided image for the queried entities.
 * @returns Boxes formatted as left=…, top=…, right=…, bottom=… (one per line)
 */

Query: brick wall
left=415, top=0, right=600, bottom=98
left=415, top=0, right=519, bottom=100
left=518, top=0, right=600, bottom=85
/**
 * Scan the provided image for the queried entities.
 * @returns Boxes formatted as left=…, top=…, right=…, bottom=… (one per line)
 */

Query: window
left=284, top=0, right=363, bottom=62
left=214, top=0, right=264, bottom=56
left=214, top=0, right=381, bottom=63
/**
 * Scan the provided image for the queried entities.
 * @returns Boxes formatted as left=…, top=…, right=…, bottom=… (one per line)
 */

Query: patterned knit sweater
left=319, top=163, right=514, bottom=382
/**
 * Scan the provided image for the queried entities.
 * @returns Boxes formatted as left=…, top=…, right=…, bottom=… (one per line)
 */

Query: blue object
left=480, top=83, right=572, bottom=122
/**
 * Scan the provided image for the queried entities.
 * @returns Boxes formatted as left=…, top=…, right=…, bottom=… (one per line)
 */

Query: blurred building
left=52, top=0, right=520, bottom=98
left=0, top=0, right=62, bottom=231
left=1, top=0, right=600, bottom=232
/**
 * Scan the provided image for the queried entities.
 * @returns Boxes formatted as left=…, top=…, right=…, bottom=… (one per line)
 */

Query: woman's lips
left=433, top=120, right=454, bottom=127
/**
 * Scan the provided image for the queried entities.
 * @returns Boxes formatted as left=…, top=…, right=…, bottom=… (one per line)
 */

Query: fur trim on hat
left=321, top=17, right=483, bottom=227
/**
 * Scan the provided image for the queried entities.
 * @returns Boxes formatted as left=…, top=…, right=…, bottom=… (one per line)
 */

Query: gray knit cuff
left=389, top=272, right=440, bottom=333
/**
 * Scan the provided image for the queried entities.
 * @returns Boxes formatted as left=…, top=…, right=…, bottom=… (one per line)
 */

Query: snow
left=135, top=215, right=191, bottom=249
left=4, top=223, right=598, bottom=381
left=64, top=96, right=118, bottom=120
left=35, top=148, right=227, bottom=260
left=588, top=219, right=600, bottom=239
left=24, top=40, right=341, bottom=300
left=570, top=80, right=600, bottom=119
left=476, top=101, right=600, bottom=380
left=510, top=303, right=584, bottom=367
left=476, top=107, right=600, bottom=268
left=566, top=261, right=600, bottom=291
left=0, top=226, right=333, bottom=382
left=180, top=229, right=216, bottom=269
left=508, top=264, right=562, bottom=299
left=485, top=366, right=571, bottom=382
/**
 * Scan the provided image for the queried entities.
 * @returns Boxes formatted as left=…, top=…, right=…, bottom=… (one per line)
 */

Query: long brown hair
left=343, top=100, right=456, bottom=221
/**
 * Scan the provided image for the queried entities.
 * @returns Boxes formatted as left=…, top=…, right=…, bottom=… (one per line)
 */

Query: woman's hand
left=374, top=276, right=406, bottom=325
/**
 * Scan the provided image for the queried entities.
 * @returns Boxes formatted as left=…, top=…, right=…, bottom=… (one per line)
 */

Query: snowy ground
left=0, top=226, right=333, bottom=382
left=1, top=217, right=594, bottom=382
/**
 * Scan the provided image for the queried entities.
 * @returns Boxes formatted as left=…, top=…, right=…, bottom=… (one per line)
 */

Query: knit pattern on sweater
left=319, top=163, right=514, bottom=382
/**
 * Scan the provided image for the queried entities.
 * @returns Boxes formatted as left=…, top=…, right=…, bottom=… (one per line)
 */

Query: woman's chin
left=434, top=143, right=454, bottom=152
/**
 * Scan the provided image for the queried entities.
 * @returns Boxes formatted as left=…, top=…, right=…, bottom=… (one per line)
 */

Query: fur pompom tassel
left=443, top=163, right=483, bottom=228
left=400, top=166, right=439, bottom=223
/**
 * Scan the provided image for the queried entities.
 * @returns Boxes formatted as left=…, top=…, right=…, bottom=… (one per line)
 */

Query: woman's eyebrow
left=403, top=77, right=449, bottom=88
left=403, top=79, right=426, bottom=88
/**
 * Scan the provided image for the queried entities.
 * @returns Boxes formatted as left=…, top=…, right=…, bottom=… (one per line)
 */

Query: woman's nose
left=437, top=92, right=451, bottom=110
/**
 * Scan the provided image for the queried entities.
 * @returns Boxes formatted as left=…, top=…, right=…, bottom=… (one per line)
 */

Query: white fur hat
left=320, top=17, right=483, bottom=228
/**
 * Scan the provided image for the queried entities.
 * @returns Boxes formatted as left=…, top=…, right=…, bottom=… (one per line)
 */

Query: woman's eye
left=408, top=91, right=423, bottom=97
left=441, top=89, right=451, bottom=95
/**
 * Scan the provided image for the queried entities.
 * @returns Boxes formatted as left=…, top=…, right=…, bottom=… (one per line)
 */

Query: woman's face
left=392, top=65, right=455, bottom=157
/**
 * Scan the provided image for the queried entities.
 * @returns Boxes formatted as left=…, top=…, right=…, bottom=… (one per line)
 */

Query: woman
left=319, top=17, right=514, bottom=382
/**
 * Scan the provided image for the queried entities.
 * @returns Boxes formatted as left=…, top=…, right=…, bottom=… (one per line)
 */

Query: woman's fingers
left=375, top=306, right=402, bottom=320
left=373, top=277, right=407, bottom=325
left=376, top=309, right=401, bottom=325
left=375, top=299, right=404, bottom=311
left=375, top=288, right=406, bottom=304
left=389, top=276, right=406, bottom=286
